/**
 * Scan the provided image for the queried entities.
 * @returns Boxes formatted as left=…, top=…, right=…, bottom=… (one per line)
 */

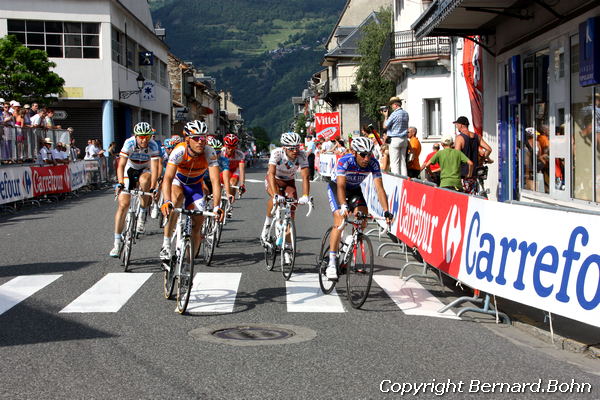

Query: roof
left=324, top=12, right=380, bottom=61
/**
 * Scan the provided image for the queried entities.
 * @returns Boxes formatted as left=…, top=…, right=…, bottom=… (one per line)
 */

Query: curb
left=512, top=320, right=600, bottom=359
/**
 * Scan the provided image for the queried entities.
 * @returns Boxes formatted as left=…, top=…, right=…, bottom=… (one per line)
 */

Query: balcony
left=329, top=76, right=357, bottom=93
left=381, top=30, right=451, bottom=78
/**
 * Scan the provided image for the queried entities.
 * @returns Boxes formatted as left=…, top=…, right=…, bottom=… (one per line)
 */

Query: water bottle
left=340, top=234, right=353, bottom=255
left=275, top=221, right=284, bottom=247
left=150, top=202, right=159, bottom=219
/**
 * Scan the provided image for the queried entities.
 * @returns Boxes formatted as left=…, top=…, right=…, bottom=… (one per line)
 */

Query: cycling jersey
left=268, top=147, right=308, bottom=180
left=222, top=148, right=246, bottom=174
left=167, top=142, right=218, bottom=185
left=119, top=137, right=160, bottom=170
left=332, top=153, right=382, bottom=189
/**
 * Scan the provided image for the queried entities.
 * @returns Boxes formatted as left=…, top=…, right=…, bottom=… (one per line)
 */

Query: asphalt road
left=1, top=162, right=599, bottom=399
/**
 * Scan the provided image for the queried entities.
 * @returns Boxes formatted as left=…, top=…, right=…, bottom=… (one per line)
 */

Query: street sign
left=175, top=107, right=189, bottom=121
left=53, top=110, right=68, bottom=120
left=139, top=51, right=154, bottom=66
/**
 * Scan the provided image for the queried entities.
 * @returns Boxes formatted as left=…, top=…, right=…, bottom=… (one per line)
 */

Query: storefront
left=413, top=0, right=600, bottom=210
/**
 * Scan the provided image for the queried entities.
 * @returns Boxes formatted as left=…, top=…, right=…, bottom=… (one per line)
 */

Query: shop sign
left=579, top=17, right=600, bottom=87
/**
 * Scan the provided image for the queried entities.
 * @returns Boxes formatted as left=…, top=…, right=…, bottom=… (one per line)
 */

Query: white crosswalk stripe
left=60, top=273, right=152, bottom=313
left=285, top=273, right=345, bottom=313
left=373, top=275, right=460, bottom=319
left=187, top=272, right=242, bottom=314
left=0, top=275, right=62, bottom=316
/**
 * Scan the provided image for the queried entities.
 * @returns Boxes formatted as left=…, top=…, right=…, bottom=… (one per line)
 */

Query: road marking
left=187, top=272, right=242, bottom=313
left=373, top=275, right=459, bottom=319
left=60, top=273, right=152, bottom=313
left=286, top=273, right=345, bottom=313
left=245, top=179, right=263, bottom=183
left=0, top=275, right=62, bottom=316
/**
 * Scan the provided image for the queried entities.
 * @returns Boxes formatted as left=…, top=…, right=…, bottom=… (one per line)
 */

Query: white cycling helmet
left=133, top=122, right=153, bottom=136
left=350, top=136, right=375, bottom=153
left=281, top=132, right=302, bottom=146
left=184, top=120, right=208, bottom=136
left=208, top=136, right=222, bottom=150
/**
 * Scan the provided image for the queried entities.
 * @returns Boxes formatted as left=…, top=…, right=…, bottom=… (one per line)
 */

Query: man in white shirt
left=39, top=138, right=56, bottom=165
left=30, top=109, right=46, bottom=128
left=52, top=142, right=70, bottom=164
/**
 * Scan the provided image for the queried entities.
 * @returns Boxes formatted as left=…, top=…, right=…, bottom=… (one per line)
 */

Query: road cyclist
left=109, top=121, right=160, bottom=257
left=260, top=131, right=312, bottom=274
left=323, top=136, right=393, bottom=282
left=159, top=120, right=224, bottom=264
left=221, top=133, right=247, bottom=213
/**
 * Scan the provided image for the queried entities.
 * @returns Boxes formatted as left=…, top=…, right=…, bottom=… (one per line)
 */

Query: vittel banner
left=0, top=166, right=34, bottom=204
left=31, top=165, right=71, bottom=196
left=314, top=112, right=340, bottom=140
left=458, top=198, right=600, bottom=328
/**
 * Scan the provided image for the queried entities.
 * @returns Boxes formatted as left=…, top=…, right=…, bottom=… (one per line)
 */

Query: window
left=7, top=19, right=100, bottom=59
left=159, top=61, right=167, bottom=87
left=126, top=36, right=136, bottom=69
left=111, top=27, right=124, bottom=65
left=423, top=98, right=441, bottom=138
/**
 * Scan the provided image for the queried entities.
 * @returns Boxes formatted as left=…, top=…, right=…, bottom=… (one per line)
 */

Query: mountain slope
left=150, top=0, right=346, bottom=138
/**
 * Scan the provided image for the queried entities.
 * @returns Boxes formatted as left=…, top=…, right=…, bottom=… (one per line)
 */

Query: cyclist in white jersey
left=109, top=122, right=160, bottom=257
left=260, top=132, right=310, bottom=249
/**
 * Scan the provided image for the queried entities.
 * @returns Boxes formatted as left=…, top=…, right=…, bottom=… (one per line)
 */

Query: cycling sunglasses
left=189, top=135, right=207, bottom=142
left=285, top=146, right=300, bottom=152
left=357, top=151, right=372, bottom=158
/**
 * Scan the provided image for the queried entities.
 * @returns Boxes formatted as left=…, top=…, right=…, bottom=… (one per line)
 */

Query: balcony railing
left=329, top=76, right=357, bottom=94
left=381, top=30, right=450, bottom=71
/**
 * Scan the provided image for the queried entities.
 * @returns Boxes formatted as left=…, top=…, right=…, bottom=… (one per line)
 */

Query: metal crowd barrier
left=1, top=126, right=71, bottom=163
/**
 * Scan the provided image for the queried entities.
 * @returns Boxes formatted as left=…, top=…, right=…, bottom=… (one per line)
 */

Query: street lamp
left=119, top=72, right=145, bottom=99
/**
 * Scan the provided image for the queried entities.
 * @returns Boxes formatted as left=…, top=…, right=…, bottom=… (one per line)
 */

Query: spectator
left=69, top=137, right=81, bottom=161
left=378, top=133, right=390, bottom=172
left=321, top=137, right=335, bottom=153
left=421, top=134, right=473, bottom=191
left=29, top=103, right=39, bottom=118
left=85, top=139, right=103, bottom=160
left=30, top=109, right=46, bottom=128
left=22, top=105, right=32, bottom=126
left=2, top=102, right=13, bottom=126
left=53, top=142, right=70, bottom=164
left=44, top=109, right=61, bottom=129
left=423, top=143, right=441, bottom=185
left=305, top=135, right=317, bottom=181
left=406, top=127, right=421, bottom=178
left=453, top=116, right=491, bottom=193
left=39, top=137, right=57, bottom=165
left=382, top=96, right=409, bottom=176
left=94, top=139, right=105, bottom=157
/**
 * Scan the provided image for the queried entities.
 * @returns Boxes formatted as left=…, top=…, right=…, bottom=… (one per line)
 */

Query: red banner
left=462, top=37, right=483, bottom=136
left=314, top=112, right=340, bottom=140
left=31, top=165, right=71, bottom=196
left=394, top=179, right=469, bottom=278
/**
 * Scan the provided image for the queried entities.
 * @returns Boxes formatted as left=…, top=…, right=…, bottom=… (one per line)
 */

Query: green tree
left=0, top=35, right=65, bottom=103
left=250, top=126, right=270, bottom=151
left=293, top=113, right=307, bottom=138
left=355, top=8, right=395, bottom=123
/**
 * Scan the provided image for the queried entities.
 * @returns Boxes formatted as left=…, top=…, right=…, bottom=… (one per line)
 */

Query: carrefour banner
left=0, top=166, right=34, bottom=204
left=31, top=165, right=71, bottom=196
left=69, top=161, right=86, bottom=190
left=362, top=173, right=600, bottom=328
left=458, top=198, right=600, bottom=328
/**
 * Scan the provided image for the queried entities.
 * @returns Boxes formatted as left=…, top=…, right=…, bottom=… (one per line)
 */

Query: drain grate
left=189, top=323, right=316, bottom=346
left=213, top=326, right=294, bottom=341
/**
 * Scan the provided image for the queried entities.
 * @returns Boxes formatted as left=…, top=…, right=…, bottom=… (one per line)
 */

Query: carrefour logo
left=441, top=205, right=462, bottom=263
left=23, top=170, right=32, bottom=194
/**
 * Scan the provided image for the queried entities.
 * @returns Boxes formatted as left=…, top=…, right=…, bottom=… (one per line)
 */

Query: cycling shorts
left=220, top=171, right=239, bottom=184
left=265, top=177, right=298, bottom=217
left=174, top=177, right=205, bottom=210
left=327, top=181, right=366, bottom=213
left=123, top=167, right=150, bottom=192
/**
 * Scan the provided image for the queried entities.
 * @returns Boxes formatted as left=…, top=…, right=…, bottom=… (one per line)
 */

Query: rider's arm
left=300, top=167, right=310, bottom=197
left=161, top=163, right=176, bottom=203
left=479, top=137, right=492, bottom=158
left=336, top=175, right=347, bottom=209
left=239, top=159, right=245, bottom=188
left=209, top=165, right=222, bottom=209
left=466, top=158, right=474, bottom=178
left=150, top=157, right=160, bottom=190
left=116, top=155, right=127, bottom=185
left=223, top=168, right=233, bottom=199
left=267, top=164, right=278, bottom=196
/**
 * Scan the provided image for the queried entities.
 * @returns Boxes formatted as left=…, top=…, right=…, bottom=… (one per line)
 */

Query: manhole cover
left=189, top=323, right=316, bottom=346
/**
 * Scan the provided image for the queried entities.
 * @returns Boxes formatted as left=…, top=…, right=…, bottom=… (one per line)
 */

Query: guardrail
left=1, top=126, right=72, bottom=163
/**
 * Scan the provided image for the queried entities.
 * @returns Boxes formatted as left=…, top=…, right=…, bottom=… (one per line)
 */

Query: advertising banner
left=69, top=161, right=86, bottom=190
left=462, top=37, right=484, bottom=136
left=31, top=165, right=71, bottom=196
left=314, top=112, right=340, bottom=140
left=458, top=198, right=600, bottom=328
left=318, top=153, right=337, bottom=177
left=579, top=17, right=600, bottom=87
left=0, top=166, right=33, bottom=204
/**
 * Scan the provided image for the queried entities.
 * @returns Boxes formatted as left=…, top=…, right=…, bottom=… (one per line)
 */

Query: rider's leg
left=136, top=172, right=152, bottom=231
left=326, top=181, right=344, bottom=279
left=110, top=191, right=131, bottom=255
left=261, top=180, right=276, bottom=242
left=191, top=214, right=205, bottom=256
left=161, top=184, right=184, bottom=259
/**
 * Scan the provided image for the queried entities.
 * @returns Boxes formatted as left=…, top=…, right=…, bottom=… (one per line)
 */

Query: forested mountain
left=149, top=0, right=346, bottom=139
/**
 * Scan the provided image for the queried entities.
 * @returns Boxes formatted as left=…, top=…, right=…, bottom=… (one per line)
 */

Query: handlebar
left=172, top=208, right=217, bottom=218
left=274, top=197, right=313, bottom=217
left=114, top=186, right=155, bottom=201
left=337, top=214, right=388, bottom=231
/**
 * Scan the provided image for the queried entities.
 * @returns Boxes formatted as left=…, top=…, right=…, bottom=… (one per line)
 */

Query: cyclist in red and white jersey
left=221, top=134, right=246, bottom=200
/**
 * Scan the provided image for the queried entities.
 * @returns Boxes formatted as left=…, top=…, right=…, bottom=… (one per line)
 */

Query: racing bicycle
left=117, top=188, right=154, bottom=272
left=162, top=207, right=217, bottom=314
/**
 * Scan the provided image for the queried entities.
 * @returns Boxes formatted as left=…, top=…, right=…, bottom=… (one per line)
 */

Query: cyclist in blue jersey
left=109, top=122, right=160, bottom=257
left=204, top=137, right=232, bottom=199
left=326, top=136, right=393, bottom=280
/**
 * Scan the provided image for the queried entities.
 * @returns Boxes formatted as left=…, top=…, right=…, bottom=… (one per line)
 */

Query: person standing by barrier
left=453, top=116, right=491, bottom=194
left=110, top=122, right=160, bottom=257
left=382, top=97, right=409, bottom=176
left=38, top=137, right=57, bottom=166
left=423, top=143, right=441, bottom=185
left=406, top=127, right=421, bottom=178
left=305, top=135, right=316, bottom=181
left=420, top=134, right=473, bottom=191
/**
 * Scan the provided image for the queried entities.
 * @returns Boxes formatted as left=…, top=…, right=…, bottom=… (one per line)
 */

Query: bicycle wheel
left=122, top=212, right=136, bottom=272
left=281, top=220, right=296, bottom=280
left=176, top=239, right=195, bottom=314
left=163, top=255, right=176, bottom=299
left=215, top=198, right=227, bottom=247
left=201, top=216, right=217, bottom=266
left=346, top=233, right=374, bottom=309
left=264, top=224, right=277, bottom=271
left=317, top=229, right=336, bottom=294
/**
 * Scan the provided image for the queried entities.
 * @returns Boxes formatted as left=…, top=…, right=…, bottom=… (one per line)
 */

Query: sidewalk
left=370, top=230, right=600, bottom=359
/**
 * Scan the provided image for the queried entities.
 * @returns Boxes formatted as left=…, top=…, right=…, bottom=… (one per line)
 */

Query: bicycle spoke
left=346, top=234, right=374, bottom=309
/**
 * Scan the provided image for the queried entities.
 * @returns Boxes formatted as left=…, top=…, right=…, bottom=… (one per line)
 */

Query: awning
left=200, top=106, right=214, bottom=115
left=412, top=0, right=518, bottom=39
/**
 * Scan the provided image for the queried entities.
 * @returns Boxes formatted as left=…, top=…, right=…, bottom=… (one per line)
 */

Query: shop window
left=422, top=98, right=441, bottom=138
left=522, top=55, right=535, bottom=191
left=555, top=157, right=566, bottom=191
left=570, top=37, right=594, bottom=201
left=7, top=19, right=100, bottom=59
left=556, top=105, right=565, bottom=135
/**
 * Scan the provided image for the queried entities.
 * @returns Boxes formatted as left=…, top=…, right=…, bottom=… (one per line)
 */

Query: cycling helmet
left=281, top=132, right=302, bottom=146
left=350, top=136, right=374, bottom=153
left=223, top=134, right=239, bottom=147
left=165, top=138, right=177, bottom=149
left=208, top=137, right=223, bottom=150
left=170, top=135, right=182, bottom=145
left=133, top=122, right=153, bottom=136
left=183, top=120, right=208, bottom=136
